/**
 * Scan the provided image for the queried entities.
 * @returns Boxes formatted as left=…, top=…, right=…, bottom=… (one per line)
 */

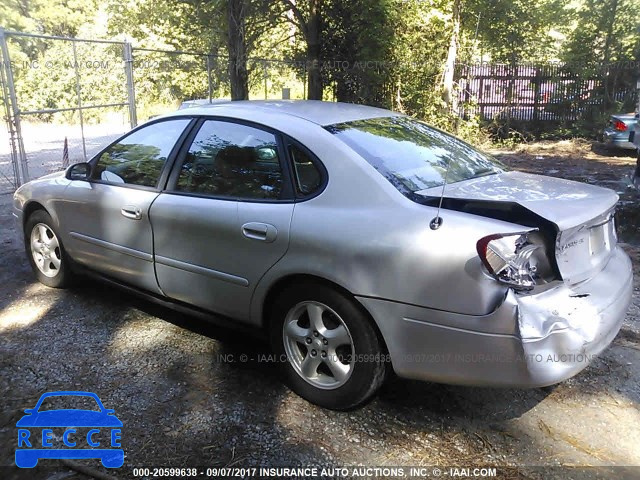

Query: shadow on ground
left=1, top=138, right=640, bottom=478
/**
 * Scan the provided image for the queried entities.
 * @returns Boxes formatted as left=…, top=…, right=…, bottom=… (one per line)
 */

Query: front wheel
left=270, top=282, right=387, bottom=410
left=24, top=210, right=74, bottom=288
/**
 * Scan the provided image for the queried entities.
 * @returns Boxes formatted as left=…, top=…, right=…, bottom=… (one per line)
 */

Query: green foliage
left=465, top=0, right=569, bottom=62
left=562, top=0, right=640, bottom=68
left=1, top=0, right=97, bottom=36
left=2, top=0, right=638, bottom=144
left=319, top=0, right=399, bottom=105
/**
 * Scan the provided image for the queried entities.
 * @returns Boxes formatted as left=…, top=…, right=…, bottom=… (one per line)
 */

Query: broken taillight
left=476, top=231, right=554, bottom=291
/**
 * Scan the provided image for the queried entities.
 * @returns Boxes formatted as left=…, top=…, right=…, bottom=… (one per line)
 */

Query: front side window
left=326, top=116, right=505, bottom=196
left=93, top=119, right=190, bottom=187
left=175, top=120, right=284, bottom=200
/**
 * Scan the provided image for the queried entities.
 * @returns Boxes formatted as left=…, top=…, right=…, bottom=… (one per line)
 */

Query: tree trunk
left=602, top=0, right=619, bottom=108
left=227, top=0, right=249, bottom=100
left=441, top=0, right=461, bottom=109
left=306, top=0, right=323, bottom=100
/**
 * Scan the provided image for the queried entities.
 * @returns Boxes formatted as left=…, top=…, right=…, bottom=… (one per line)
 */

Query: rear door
left=60, top=118, right=193, bottom=293
left=150, top=118, right=295, bottom=319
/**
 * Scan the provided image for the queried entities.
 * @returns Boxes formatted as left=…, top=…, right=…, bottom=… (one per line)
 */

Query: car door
left=150, top=118, right=295, bottom=320
left=59, top=118, right=193, bottom=293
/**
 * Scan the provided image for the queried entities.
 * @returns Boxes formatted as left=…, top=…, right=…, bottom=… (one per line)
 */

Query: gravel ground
left=0, top=140, right=639, bottom=480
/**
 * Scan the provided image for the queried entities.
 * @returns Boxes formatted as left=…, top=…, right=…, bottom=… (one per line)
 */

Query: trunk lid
left=416, top=171, right=619, bottom=284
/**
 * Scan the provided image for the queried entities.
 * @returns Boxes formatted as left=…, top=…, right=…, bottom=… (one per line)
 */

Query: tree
left=466, top=0, right=566, bottom=63
left=0, top=0, right=97, bottom=37
left=108, top=0, right=282, bottom=101
left=226, top=0, right=250, bottom=100
left=562, top=0, right=639, bottom=109
left=281, top=0, right=323, bottom=100
left=441, top=0, right=462, bottom=108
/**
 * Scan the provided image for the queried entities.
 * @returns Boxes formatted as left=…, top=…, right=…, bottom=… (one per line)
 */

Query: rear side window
left=93, top=119, right=190, bottom=187
left=326, top=116, right=505, bottom=196
left=175, top=120, right=284, bottom=200
left=289, top=144, right=322, bottom=196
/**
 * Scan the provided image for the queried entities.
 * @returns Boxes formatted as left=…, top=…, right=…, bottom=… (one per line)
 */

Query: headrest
left=214, top=146, right=255, bottom=175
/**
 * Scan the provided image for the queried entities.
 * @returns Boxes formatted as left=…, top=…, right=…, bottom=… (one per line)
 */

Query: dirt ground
left=0, top=140, right=639, bottom=480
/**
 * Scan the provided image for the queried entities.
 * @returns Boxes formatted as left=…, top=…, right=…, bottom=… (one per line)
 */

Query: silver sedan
left=13, top=101, right=633, bottom=410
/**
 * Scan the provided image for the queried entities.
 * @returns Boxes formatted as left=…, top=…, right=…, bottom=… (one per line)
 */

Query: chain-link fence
left=0, top=29, right=308, bottom=195
left=0, top=29, right=134, bottom=193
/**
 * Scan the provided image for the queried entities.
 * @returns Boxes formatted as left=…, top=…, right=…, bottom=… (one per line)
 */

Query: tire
left=270, top=282, right=387, bottom=410
left=24, top=210, right=74, bottom=288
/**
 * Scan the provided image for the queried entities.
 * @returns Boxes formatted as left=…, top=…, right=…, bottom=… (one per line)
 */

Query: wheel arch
left=260, top=273, right=389, bottom=355
left=22, top=201, right=49, bottom=229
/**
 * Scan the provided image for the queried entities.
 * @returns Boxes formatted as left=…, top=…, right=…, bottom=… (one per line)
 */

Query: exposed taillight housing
left=613, top=120, right=627, bottom=131
left=476, top=231, right=555, bottom=291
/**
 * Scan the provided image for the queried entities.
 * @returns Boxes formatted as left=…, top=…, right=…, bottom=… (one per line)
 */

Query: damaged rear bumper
left=515, top=245, right=632, bottom=386
left=357, top=246, right=633, bottom=387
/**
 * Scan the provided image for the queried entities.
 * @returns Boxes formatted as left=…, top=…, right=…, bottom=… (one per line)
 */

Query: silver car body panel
left=58, top=181, right=162, bottom=294
left=13, top=100, right=633, bottom=388
left=150, top=193, right=294, bottom=319
left=358, top=246, right=632, bottom=386
left=416, top=171, right=619, bottom=285
left=163, top=100, right=397, bottom=127
left=416, top=171, right=618, bottom=231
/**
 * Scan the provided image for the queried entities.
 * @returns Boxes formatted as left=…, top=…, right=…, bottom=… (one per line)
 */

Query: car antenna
left=429, top=157, right=452, bottom=230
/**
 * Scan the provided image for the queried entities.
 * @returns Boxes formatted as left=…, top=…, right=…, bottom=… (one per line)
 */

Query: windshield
left=326, top=116, right=505, bottom=196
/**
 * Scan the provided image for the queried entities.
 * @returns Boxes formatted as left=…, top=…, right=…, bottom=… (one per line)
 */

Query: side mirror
left=66, top=162, right=91, bottom=181
left=24, top=408, right=35, bottom=414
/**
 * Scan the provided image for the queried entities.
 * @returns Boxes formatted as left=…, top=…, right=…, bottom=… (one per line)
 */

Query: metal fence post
left=207, top=55, right=213, bottom=102
left=0, top=33, right=19, bottom=188
left=71, top=40, right=87, bottom=161
left=533, top=66, right=540, bottom=124
left=303, top=62, right=307, bottom=100
left=263, top=59, right=268, bottom=99
left=124, top=42, right=137, bottom=127
left=0, top=27, right=29, bottom=185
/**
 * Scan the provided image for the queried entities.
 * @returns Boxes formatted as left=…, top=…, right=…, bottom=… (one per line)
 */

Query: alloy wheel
left=30, top=223, right=62, bottom=278
left=282, top=301, right=355, bottom=389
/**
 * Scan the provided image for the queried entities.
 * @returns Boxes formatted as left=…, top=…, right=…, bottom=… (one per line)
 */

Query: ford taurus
left=13, top=101, right=633, bottom=410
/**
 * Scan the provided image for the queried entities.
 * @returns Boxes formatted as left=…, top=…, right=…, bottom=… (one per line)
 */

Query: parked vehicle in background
left=13, top=101, right=633, bottom=410
left=603, top=113, right=637, bottom=150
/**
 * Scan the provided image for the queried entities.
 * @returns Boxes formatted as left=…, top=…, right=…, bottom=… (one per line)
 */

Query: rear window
left=326, top=116, right=505, bottom=196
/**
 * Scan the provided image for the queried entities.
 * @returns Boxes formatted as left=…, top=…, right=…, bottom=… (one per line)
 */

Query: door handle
left=121, top=205, right=142, bottom=220
left=242, top=222, right=277, bottom=243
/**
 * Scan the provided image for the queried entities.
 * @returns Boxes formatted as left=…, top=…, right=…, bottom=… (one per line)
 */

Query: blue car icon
left=16, top=391, right=123, bottom=468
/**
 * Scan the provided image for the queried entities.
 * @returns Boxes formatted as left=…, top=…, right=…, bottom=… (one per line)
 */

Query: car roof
left=611, top=113, right=637, bottom=121
left=163, top=100, right=399, bottom=126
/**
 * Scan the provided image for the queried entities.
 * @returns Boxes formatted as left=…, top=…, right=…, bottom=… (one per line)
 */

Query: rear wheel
left=24, top=210, right=74, bottom=288
left=270, top=282, right=387, bottom=410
